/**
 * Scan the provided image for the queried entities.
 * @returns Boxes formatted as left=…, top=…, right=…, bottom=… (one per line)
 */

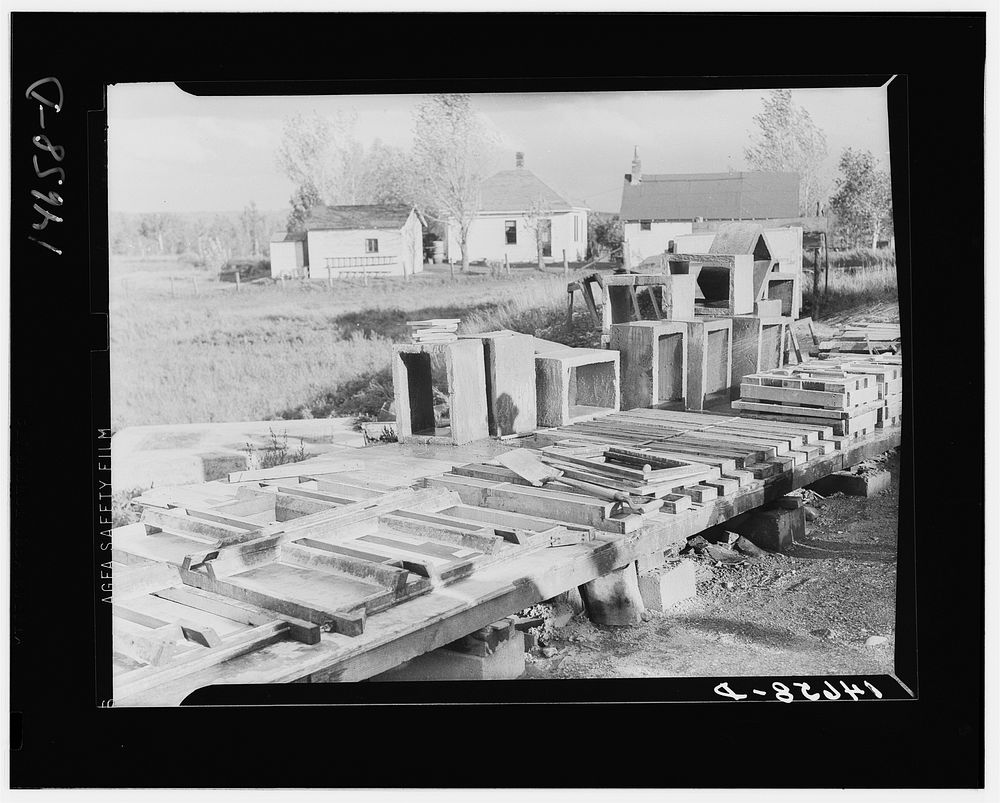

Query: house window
left=365, top=238, right=379, bottom=253
left=505, top=220, right=517, bottom=245
left=574, top=216, right=579, bottom=242
left=640, top=220, right=652, bottom=231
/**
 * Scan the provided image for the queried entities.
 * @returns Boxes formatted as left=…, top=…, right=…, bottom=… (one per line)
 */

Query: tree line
left=109, top=202, right=285, bottom=265
left=745, top=89, right=894, bottom=249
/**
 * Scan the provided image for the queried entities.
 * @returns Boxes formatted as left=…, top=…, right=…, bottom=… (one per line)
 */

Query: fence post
left=504, top=253, right=510, bottom=276
left=327, top=266, right=332, bottom=290
left=563, top=249, right=568, bottom=277
left=449, top=258, right=455, bottom=279
left=235, top=271, right=241, bottom=293
left=363, top=261, right=368, bottom=287
left=811, top=247, right=820, bottom=317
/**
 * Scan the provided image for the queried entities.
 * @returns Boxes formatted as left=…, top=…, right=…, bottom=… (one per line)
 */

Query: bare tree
left=240, top=201, right=265, bottom=256
left=521, top=196, right=553, bottom=270
left=745, top=89, right=830, bottom=216
left=412, top=94, right=501, bottom=273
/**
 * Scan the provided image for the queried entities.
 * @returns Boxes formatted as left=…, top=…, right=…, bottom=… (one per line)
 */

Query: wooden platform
left=111, top=410, right=901, bottom=705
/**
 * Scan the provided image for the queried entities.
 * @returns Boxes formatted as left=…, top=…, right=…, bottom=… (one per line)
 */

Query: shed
left=269, top=230, right=307, bottom=278
left=303, top=204, right=424, bottom=279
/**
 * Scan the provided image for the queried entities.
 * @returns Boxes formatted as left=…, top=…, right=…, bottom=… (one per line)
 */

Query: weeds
left=111, top=488, right=146, bottom=528
left=242, top=428, right=308, bottom=470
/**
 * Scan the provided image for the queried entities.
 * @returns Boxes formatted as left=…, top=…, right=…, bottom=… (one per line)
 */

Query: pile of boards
left=818, top=322, right=901, bottom=356
left=408, top=318, right=460, bottom=344
left=732, top=354, right=902, bottom=438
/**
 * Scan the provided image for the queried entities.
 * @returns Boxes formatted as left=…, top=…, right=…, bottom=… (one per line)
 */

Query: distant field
left=109, top=258, right=592, bottom=430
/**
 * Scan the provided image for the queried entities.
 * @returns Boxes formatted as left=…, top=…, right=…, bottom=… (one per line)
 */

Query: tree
left=411, top=94, right=501, bottom=273
left=588, top=213, right=623, bottom=259
left=286, top=182, right=322, bottom=233
left=829, top=148, right=893, bottom=249
left=276, top=111, right=359, bottom=206
left=521, top=196, right=553, bottom=270
left=745, top=89, right=829, bottom=216
left=240, top=200, right=265, bottom=256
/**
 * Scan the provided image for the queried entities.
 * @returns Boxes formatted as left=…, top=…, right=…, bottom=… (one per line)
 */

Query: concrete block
left=611, top=321, right=687, bottom=410
left=580, top=563, right=645, bottom=626
left=638, top=560, right=697, bottom=611
left=635, top=549, right=666, bottom=574
left=549, top=586, right=586, bottom=614
left=461, top=330, right=537, bottom=437
left=685, top=318, right=733, bottom=410
left=535, top=347, right=620, bottom=428
left=729, top=505, right=805, bottom=553
left=661, top=273, right=696, bottom=320
left=809, top=468, right=891, bottom=498
left=371, top=630, right=526, bottom=682
left=753, top=299, right=782, bottom=317
left=392, top=340, right=488, bottom=445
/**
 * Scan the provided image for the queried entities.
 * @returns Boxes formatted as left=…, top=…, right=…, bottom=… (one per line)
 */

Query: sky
left=107, top=83, right=891, bottom=215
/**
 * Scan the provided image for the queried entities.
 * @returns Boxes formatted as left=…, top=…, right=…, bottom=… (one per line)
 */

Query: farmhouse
left=619, top=148, right=799, bottom=268
left=446, top=153, right=589, bottom=265
left=271, top=204, right=424, bottom=280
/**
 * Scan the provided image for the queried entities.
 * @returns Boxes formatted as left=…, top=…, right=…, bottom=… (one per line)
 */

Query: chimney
left=629, top=146, right=642, bottom=185
left=515, top=151, right=524, bottom=169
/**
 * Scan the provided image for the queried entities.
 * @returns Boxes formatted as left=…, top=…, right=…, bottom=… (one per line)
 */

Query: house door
left=540, top=219, right=552, bottom=258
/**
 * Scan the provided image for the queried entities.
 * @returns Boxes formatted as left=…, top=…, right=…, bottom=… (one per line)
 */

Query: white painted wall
left=623, top=221, right=693, bottom=268
left=269, top=240, right=305, bottom=277
left=447, top=208, right=588, bottom=264
left=672, top=232, right=717, bottom=254
left=762, top=227, right=803, bottom=278
left=304, top=212, right=423, bottom=278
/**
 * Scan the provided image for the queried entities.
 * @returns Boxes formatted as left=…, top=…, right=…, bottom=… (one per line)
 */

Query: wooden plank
left=378, top=514, right=504, bottom=555
left=178, top=567, right=366, bottom=636
left=280, top=541, right=411, bottom=591
left=151, top=586, right=321, bottom=644
left=228, top=460, right=363, bottom=484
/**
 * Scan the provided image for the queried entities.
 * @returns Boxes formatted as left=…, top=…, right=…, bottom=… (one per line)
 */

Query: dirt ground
left=523, top=449, right=901, bottom=680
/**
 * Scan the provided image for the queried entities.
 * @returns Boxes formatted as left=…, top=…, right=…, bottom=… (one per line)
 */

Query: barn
left=279, top=204, right=424, bottom=280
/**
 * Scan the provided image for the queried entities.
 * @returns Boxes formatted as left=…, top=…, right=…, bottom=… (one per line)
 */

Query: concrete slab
left=112, top=418, right=367, bottom=491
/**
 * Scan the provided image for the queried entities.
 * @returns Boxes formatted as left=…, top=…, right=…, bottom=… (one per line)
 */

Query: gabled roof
left=620, top=171, right=799, bottom=221
left=303, top=204, right=415, bottom=231
left=479, top=168, right=575, bottom=213
left=708, top=221, right=771, bottom=259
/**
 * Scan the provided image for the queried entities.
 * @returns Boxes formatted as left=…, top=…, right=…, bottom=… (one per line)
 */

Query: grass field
left=109, top=258, right=598, bottom=430
left=110, top=256, right=898, bottom=431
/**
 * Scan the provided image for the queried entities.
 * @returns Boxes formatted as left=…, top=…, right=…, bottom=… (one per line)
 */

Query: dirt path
left=524, top=450, right=900, bottom=680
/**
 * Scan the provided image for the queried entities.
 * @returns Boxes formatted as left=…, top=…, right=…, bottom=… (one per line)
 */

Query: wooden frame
left=610, top=321, right=687, bottom=410
left=763, top=272, right=799, bottom=319
left=392, top=340, right=488, bottom=445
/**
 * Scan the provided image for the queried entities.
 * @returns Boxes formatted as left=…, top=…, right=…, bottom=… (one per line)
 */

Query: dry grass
left=110, top=258, right=601, bottom=430
left=803, top=262, right=899, bottom=319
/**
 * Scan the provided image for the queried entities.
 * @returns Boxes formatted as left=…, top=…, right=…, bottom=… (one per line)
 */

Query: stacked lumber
left=818, top=322, right=901, bottom=356
left=408, top=319, right=460, bottom=343
left=732, top=366, right=882, bottom=439
left=810, top=355, right=903, bottom=428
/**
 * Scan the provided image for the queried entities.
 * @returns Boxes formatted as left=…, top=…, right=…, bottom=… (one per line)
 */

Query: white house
left=272, top=204, right=424, bottom=280
left=447, top=154, right=588, bottom=265
left=619, top=149, right=799, bottom=268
